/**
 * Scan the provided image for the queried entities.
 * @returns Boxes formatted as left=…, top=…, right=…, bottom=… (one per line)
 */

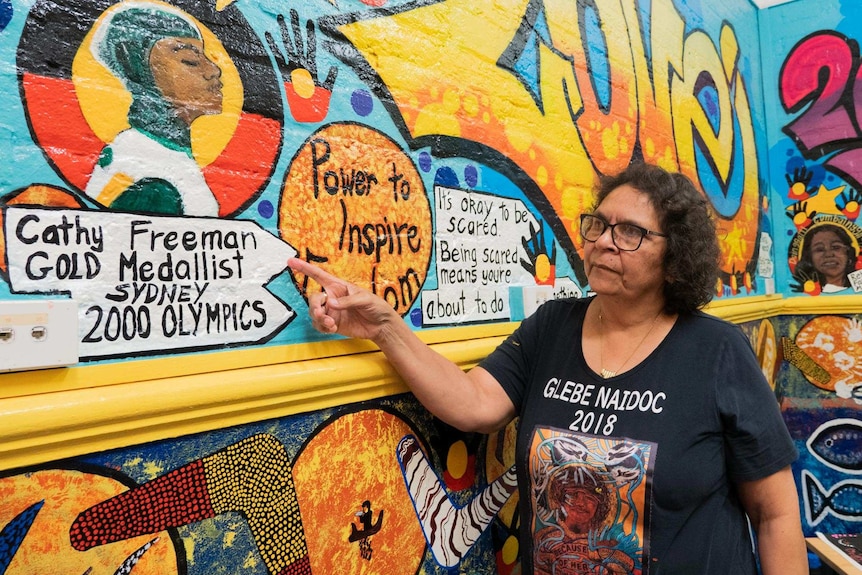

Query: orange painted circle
left=795, top=315, right=862, bottom=391
left=0, top=469, right=180, bottom=574
left=280, top=124, right=432, bottom=314
left=292, top=409, right=426, bottom=574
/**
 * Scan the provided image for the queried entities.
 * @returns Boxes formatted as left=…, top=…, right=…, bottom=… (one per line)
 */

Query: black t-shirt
left=479, top=298, right=797, bottom=575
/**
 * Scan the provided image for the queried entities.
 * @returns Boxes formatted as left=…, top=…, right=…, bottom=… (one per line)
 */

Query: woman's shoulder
left=534, top=295, right=590, bottom=317
left=677, top=309, right=748, bottom=342
left=517, top=295, right=588, bottom=329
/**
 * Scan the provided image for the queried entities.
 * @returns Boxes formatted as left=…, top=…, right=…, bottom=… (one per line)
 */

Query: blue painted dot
left=464, top=165, right=478, bottom=187
left=410, top=308, right=423, bottom=327
left=258, top=199, right=274, bottom=219
left=351, top=89, right=373, bottom=117
left=433, top=166, right=459, bottom=187
left=418, top=151, right=432, bottom=172
left=0, top=0, right=11, bottom=32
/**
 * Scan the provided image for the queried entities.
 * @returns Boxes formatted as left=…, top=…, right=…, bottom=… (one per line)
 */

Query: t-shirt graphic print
left=528, top=426, right=656, bottom=575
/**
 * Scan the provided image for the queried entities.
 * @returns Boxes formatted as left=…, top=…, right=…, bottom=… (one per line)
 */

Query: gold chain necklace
left=599, top=309, right=662, bottom=379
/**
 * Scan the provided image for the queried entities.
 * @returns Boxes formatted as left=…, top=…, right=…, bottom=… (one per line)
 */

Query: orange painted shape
left=0, top=469, right=179, bottom=574
left=280, top=123, right=432, bottom=313
left=202, top=112, right=281, bottom=216
left=292, top=409, right=426, bottom=574
left=284, top=82, right=333, bottom=124
left=21, top=74, right=103, bottom=191
left=795, top=316, right=862, bottom=391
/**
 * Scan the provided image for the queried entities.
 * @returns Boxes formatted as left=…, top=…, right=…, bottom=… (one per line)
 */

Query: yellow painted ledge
left=2, top=294, right=860, bottom=473
left=0, top=329, right=509, bottom=472
left=0, top=322, right=519, bottom=399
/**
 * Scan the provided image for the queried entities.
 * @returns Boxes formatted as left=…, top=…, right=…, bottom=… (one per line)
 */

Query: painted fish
left=802, top=470, right=862, bottom=525
left=807, top=418, right=862, bottom=473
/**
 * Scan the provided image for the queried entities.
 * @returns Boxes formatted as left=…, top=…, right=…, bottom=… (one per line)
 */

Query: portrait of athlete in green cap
left=86, top=1, right=224, bottom=216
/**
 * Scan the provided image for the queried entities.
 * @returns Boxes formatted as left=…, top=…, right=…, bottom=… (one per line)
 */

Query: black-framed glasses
left=579, top=213, right=668, bottom=251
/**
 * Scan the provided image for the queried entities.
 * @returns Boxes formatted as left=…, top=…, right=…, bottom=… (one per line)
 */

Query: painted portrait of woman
left=18, top=0, right=284, bottom=218
left=796, top=223, right=859, bottom=293
left=84, top=2, right=224, bottom=216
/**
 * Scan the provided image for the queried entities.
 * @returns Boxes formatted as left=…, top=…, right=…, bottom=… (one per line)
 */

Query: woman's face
left=560, top=487, right=600, bottom=532
left=149, top=37, right=222, bottom=124
left=583, top=184, right=668, bottom=303
left=809, top=229, right=850, bottom=286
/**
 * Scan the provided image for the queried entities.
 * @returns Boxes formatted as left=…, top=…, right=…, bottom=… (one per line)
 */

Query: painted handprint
left=786, top=200, right=817, bottom=231
left=786, top=166, right=817, bottom=201
left=790, top=268, right=821, bottom=296
left=844, top=318, right=862, bottom=343
left=836, top=187, right=862, bottom=220
left=266, top=10, right=338, bottom=123
left=520, top=220, right=556, bottom=285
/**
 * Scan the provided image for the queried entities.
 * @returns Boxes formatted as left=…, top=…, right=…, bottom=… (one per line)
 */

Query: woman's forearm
left=373, top=317, right=515, bottom=433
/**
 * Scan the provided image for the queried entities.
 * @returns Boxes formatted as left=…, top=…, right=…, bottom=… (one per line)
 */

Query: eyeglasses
left=579, top=213, right=667, bottom=251
left=811, top=242, right=850, bottom=256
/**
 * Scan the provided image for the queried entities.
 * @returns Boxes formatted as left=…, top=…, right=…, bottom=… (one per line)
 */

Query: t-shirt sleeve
left=478, top=300, right=551, bottom=412
left=716, top=326, right=798, bottom=483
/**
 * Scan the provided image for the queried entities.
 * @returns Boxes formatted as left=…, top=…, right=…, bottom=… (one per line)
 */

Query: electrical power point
left=0, top=299, right=79, bottom=372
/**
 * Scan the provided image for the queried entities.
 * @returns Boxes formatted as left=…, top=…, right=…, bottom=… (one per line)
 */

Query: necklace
left=599, top=308, right=662, bottom=378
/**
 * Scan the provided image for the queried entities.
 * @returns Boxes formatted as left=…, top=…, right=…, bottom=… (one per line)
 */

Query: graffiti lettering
left=335, top=0, right=760, bottom=283
left=780, top=31, right=862, bottom=190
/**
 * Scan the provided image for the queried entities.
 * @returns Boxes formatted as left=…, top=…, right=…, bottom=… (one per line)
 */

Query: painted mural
left=778, top=314, right=862, bottom=538
left=761, top=0, right=862, bottom=542
left=775, top=22, right=862, bottom=295
left=733, top=313, right=862, bottom=542
left=0, top=0, right=768, bottom=364
left=0, top=395, right=522, bottom=574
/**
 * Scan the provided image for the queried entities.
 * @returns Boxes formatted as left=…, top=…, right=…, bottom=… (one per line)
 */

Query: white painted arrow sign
left=4, top=207, right=296, bottom=359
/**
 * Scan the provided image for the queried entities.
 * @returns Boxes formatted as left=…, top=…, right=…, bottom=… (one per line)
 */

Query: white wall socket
left=0, top=299, right=79, bottom=372
left=522, top=285, right=555, bottom=317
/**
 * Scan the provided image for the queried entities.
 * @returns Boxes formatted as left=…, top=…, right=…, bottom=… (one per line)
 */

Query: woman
left=797, top=223, right=858, bottom=292
left=86, top=2, right=223, bottom=216
left=288, top=162, right=806, bottom=574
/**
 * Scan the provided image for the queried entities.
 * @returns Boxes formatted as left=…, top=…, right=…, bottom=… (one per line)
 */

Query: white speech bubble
left=4, top=207, right=296, bottom=359
left=423, top=185, right=542, bottom=325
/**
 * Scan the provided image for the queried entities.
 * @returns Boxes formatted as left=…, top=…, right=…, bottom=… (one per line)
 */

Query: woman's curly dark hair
left=593, top=162, right=720, bottom=314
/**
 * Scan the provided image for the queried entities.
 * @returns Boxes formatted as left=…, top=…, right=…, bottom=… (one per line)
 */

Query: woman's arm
left=288, top=258, right=516, bottom=433
left=737, top=466, right=807, bottom=575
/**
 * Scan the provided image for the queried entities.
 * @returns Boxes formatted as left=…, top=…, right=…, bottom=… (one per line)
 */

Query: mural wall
left=1, top=0, right=768, bottom=364
left=765, top=2, right=862, bottom=296
left=759, top=0, right=862, bottom=540
left=1, top=394, right=520, bottom=574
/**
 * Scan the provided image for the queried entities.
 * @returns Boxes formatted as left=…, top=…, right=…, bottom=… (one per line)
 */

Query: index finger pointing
left=288, top=257, right=337, bottom=286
